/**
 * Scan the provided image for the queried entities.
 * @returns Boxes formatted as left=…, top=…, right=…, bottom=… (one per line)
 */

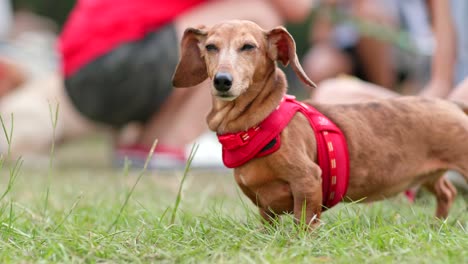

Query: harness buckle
left=218, top=125, right=261, bottom=150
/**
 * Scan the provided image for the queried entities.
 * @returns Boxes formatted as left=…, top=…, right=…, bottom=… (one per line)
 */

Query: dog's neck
left=207, top=67, right=287, bottom=134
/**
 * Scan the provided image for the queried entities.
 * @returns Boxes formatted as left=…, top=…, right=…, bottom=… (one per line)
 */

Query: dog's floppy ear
left=172, top=27, right=208, bottom=88
left=266, top=27, right=317, bottom=88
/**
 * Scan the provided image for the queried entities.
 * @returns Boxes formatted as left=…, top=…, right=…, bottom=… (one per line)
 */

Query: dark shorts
left=342, top=46, right=368, bottom=82
left=65, top=23, right=179, bottom=127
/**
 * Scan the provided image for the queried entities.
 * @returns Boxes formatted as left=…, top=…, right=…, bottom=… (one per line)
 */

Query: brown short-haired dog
left=172, top=20, right=468, bottom=228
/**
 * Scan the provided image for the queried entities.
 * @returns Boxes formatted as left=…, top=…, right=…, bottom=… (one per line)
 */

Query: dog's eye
left=240, top=43, right=256, bottom=51
left=205, top=44, right=218, bottom=52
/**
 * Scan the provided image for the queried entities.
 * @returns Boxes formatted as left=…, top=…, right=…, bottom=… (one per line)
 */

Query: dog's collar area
left=217, top=125, right=261, bottom=150
left=217, top=95, right=349, bottom=209
left=217, top=95, right=296, bottom=168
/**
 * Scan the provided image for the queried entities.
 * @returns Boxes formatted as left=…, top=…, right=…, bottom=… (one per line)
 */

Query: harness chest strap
left=301, top=104, right=350, bottom=208
left=217, top=95, right=349, bottom=209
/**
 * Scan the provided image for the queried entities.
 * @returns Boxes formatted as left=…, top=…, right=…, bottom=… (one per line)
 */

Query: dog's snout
left=214, top=72, right=233, bottom=92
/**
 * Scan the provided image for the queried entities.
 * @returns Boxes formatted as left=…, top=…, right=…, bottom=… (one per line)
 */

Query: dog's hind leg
left=423, top=172, right=457, bottom=219
left=448, top=153, right=468, bottom=187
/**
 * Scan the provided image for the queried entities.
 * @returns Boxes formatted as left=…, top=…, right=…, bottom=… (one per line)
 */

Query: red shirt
left=58, top=0, right=206, bottom=77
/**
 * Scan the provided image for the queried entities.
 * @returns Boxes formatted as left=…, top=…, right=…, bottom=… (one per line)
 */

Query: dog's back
left=309, top=96, right=468, bottom=201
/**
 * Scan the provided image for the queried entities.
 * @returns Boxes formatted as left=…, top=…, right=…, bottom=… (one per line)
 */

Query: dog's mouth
left=215, top=92, right=238, bottom=101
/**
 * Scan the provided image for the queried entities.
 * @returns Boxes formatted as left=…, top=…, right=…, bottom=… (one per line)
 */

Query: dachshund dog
left=172, top=20, right=468, bottom=228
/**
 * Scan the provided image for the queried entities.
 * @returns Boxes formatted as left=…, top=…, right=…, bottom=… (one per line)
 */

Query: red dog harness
left=217, top=95, right=349, bottom=208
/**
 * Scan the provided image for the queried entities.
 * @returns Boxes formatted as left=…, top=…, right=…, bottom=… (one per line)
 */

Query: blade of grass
left=52, top=193, right=83, bottom=232
left=43, top=102, right=59, bottom=215
left=0, top=157, right=22, bottom=202
left=0, top=113, right=14, bottom=156
left=7, top=200, right=13, bottom=236
left=107, top=139, right=158, bottom=233
left=1, top=222, right=31, bottom=238
left=0, top=114, right=22, bottom=204
left=170, top=143, right=199, bottom=225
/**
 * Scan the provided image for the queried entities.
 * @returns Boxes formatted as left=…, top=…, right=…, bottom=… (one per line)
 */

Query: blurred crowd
left=0, top=0, right=467, bottom=174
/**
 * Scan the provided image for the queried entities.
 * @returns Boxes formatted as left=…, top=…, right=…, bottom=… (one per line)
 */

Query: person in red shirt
left=59, top=0, right=315, bottom=168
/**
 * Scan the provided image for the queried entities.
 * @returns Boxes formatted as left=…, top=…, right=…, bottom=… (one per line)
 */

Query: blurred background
left=11, top=0, right=74, bottom=26
left=0, top=0, right=466, bottom=174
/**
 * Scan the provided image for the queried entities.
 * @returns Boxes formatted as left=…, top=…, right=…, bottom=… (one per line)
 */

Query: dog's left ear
left=266, top=27, right=317, bottom=88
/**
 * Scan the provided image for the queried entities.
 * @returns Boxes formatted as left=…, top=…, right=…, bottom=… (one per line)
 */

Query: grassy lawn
left=0, top=136, right=467, bottom=263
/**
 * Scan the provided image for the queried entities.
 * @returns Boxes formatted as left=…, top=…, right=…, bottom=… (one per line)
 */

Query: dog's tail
left=452, top=100, right=468, bottom=115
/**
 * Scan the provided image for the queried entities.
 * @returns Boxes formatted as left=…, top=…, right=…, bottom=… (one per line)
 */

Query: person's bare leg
left=139, top=80, right=211, bottom=148
left=303, top=44, right=353, bottom=84
left=447, top=78, right=468, bottom=102
left=0, top=73, right=99, bottom=159
left=353, top=0, right=397, bottom=89
left=0, top=57, right=26, bottom=98
left=139, top=0, right=289, bottom=148
left=356, top=37, right=395, bottom=89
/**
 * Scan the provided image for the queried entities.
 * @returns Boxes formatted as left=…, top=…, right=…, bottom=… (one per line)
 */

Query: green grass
left=0, top=135, right=467, bottom=263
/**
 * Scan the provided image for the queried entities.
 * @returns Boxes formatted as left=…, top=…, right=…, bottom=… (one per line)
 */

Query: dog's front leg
left=290, top=164, right=323, bottom=229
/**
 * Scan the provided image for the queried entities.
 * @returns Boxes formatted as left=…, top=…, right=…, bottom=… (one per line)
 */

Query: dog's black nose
left=213, top=72, right=233, bottom=92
